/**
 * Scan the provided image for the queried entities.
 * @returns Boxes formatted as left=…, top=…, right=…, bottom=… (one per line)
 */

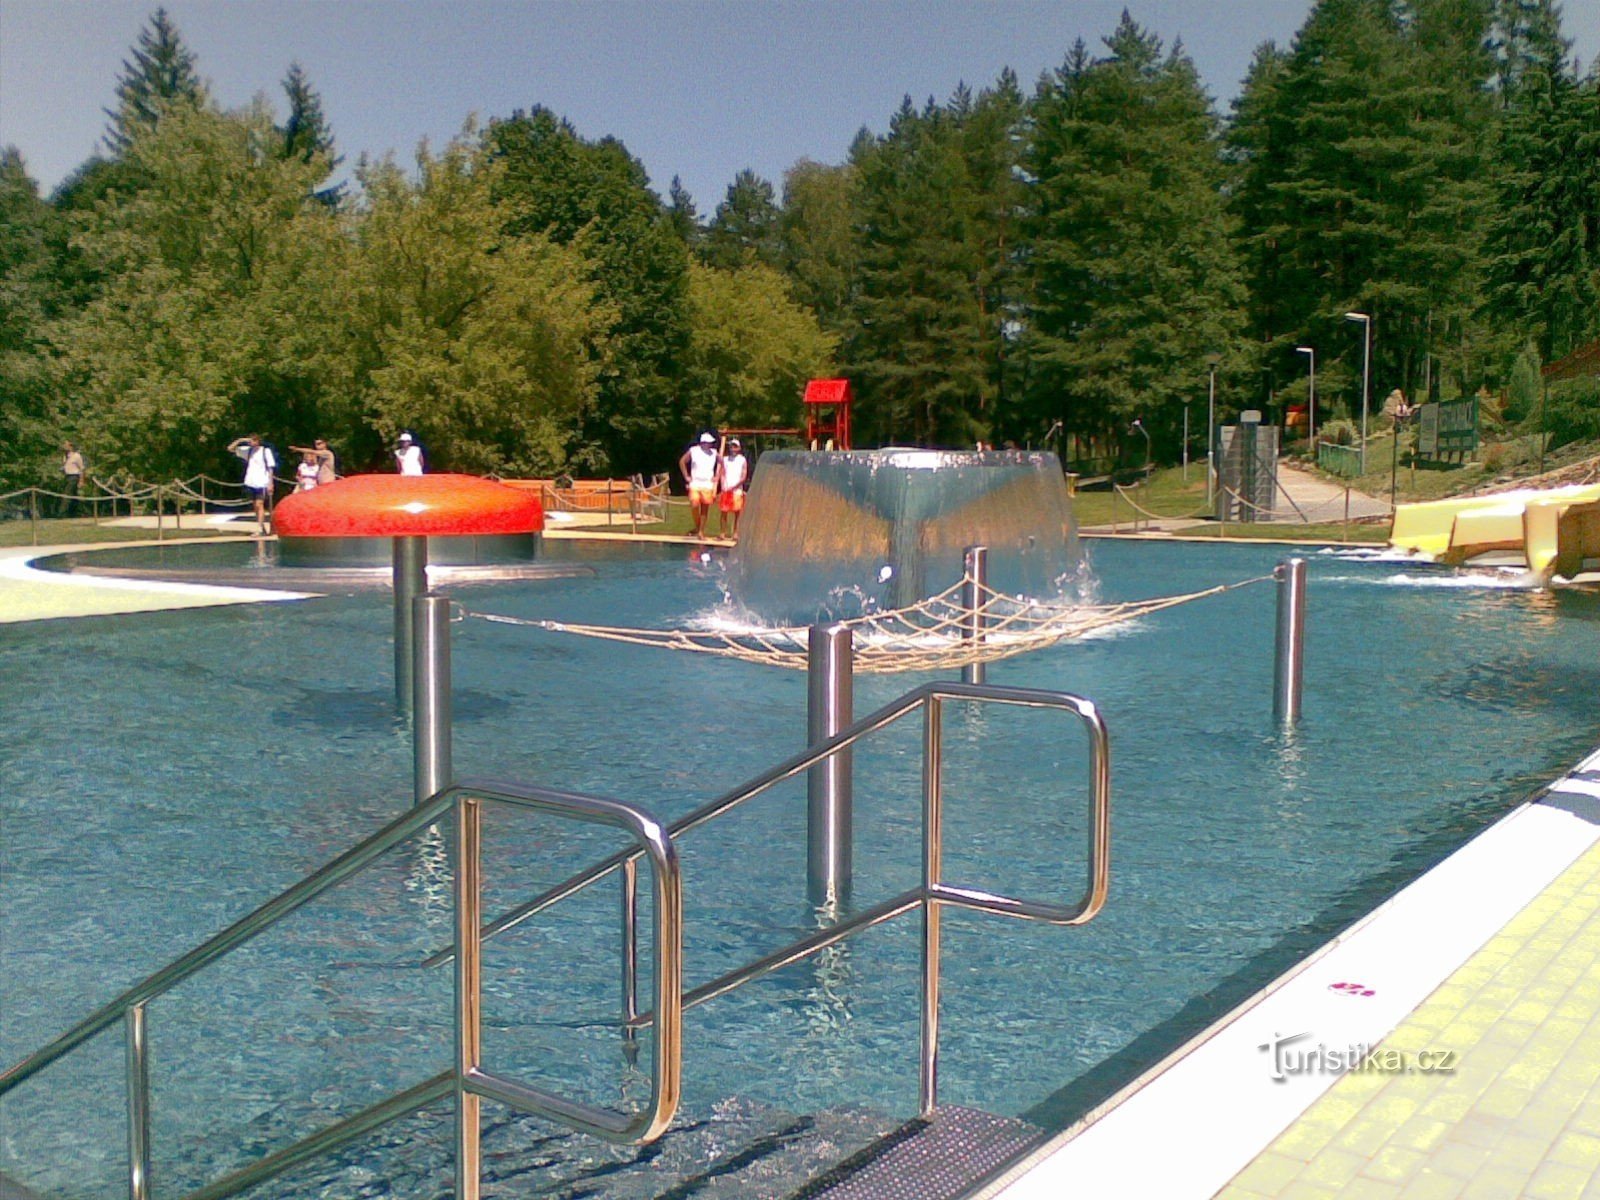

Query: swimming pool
left=4, top=539, right=1597, bottom=1197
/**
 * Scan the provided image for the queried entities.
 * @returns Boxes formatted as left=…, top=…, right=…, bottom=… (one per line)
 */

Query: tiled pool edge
left=981, top=750, right=1600, bottom=1200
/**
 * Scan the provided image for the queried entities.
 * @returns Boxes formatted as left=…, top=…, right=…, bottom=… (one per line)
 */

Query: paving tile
left=1359, top=1144, right=1431, bottom=1184
left=1226, top=1150, right=1305, bottom=1194
left=1296, top=1147, right=1368, bottom=1189
left=1549, top=1131, right=1600, bottom=1172
left=1425, top=1141, right=1493, bottom=1181
left=1460, top=1166, right=1535, bottom=1200
left=1394, top=1167, right=1465, bottom=1200
left=1526, top=1161, right=1596, bottom=1199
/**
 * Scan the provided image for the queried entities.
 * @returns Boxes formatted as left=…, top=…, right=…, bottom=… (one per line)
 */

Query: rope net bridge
left=463, top=572, right=1273, bottom=675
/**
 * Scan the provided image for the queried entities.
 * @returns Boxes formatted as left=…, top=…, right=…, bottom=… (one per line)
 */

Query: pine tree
left=779, top=159, right=858, bottom=331
left=1022, top=17, right=1248, bottom=459
left=280, top=62, right=343, bottom=206
left=104, top=8, right=204, bottom=156
left=665, top=175, right=700, bottom=248
left=487, top=108, right=692, bottom=474
left=1482, top=0, right=1600, bottom=362
left=702, top=169, right=782, bottom=269
left=846, top=78, right=1025, bottom=447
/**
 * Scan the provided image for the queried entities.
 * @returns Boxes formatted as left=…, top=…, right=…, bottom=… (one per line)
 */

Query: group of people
left=678, top=432, right=750, bottom=540
left=224, top=431, right=423, bottom=535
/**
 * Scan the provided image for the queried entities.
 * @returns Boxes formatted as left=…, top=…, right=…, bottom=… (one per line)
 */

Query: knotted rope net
left=464, top=571, right=1271, bottom=674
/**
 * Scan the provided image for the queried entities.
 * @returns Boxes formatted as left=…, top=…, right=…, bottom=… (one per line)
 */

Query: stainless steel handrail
left=432, top=680, right=1111, bottom=1115
left=0, top=781, right=681, bottom=1200
left=426, top=681, right=1108, bottom=969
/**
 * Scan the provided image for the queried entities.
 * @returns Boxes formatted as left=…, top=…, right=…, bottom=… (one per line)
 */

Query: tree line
left=1, top=1, right=1597, bottom=487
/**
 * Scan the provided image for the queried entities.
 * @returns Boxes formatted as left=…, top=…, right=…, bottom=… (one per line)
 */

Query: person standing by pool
left=395, top=432, right=424, bottom=476
left=717, top=437, right=749, bottom=539
left=679, top=431, right=719, bottom=539
left=59, top=442, right=84, bottom=516
left=290, top=438, right=338, bottom=485
left=294, top=450, right=321, bottom=492
left=226, top=433, right=277, bottom=535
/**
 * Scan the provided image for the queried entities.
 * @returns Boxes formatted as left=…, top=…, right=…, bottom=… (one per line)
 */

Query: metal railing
left=0, top=780, right=682, bottom=1200
left=1, top=683, right=1108, bottom=1199
left=425, top=678, right=1112, bottom=1116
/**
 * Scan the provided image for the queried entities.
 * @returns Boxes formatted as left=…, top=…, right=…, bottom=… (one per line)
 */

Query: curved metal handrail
left=427, top=681, right=1109, bottom=971
left=0, top=781, right=681, bottom=1200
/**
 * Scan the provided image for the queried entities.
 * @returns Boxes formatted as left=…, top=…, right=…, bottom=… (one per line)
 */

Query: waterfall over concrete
left=723, top=449, right=1080, bottom=623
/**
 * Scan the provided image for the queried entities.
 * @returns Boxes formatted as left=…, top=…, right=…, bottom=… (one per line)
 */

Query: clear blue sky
left=3, top=1, right=1597, bottom=211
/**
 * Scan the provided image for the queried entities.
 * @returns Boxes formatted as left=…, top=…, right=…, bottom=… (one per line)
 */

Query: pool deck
left=6, top=531, right=1598, bottom=1199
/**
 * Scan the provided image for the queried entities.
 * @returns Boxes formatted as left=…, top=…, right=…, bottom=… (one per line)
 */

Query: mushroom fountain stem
left=394, top=536, right=427, bottom=714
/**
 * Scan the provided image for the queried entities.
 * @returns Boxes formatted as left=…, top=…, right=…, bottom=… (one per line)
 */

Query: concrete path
left=1274, top=464, right=1392, bottom=524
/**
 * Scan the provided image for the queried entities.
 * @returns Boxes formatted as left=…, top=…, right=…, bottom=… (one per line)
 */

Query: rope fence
left=0, top=472, right=266, bottom=545
left=462, top=570, right=1273, bottom=675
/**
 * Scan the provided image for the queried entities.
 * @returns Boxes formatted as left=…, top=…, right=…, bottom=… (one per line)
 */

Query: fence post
left=807, top=623, right=854, bottom=908
left=156, top=485, right=165, bottom=541
left=29, top=489, right=38, bottom=546
left=961, top=545, right=989, bottom=686
left=1274, top=558, right=1307, bottom=724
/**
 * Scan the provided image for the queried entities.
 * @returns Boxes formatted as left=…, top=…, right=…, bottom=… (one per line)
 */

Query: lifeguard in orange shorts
left=679, top=431, right=720, bottom=540
left=717, top=438, right=749, bottom=538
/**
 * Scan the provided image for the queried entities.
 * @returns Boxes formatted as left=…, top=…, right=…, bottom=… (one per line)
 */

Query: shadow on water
left=271, top=687, right=512, bottom=732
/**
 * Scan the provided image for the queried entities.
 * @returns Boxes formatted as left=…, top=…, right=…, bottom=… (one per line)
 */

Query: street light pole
left=1295, top=345, right=1316, bottom=448
left=1205, top=353, right=1221, bottom=505
left=1345, top=312, right=1372, bottom=474
left=1182, top=405, right=1190, bottom=481
left=1131, top=419, right=1151, bottom=480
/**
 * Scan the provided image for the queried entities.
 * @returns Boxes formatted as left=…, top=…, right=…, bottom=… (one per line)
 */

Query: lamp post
left=1205, top=353, right=1221, bottom=504
left=1345, top=312, right=1372, bottom=473
left=1130, top=419, right=1151, bottom=480
left=1295, top=345, right=1316, bottom=447
left=1182, top=405, right=1190, bottom=481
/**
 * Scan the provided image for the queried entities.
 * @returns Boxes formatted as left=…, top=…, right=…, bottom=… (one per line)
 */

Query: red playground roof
left=803, top=378, right=852, bottom=406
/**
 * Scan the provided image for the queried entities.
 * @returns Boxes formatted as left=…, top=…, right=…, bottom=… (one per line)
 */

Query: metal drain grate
left=786, top=1106, right=1046, bottom=1200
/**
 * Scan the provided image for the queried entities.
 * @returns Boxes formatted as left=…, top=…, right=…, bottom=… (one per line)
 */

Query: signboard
left=1417, top=397, right=1478, bottom=457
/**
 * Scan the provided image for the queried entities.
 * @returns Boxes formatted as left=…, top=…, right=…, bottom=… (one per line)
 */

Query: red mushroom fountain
left=274, top=475, right=544, bottom=716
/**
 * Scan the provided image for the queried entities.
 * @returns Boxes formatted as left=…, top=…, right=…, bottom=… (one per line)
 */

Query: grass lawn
left=0, top=516, right=243, bottom=549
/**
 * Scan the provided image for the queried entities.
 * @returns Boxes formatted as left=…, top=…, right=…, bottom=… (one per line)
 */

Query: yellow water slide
left=1391, top=483, right=1600, bottom=578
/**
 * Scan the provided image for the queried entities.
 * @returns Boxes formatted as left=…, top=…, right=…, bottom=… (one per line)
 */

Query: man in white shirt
left=678, top=432, right=719, bottom=540
left=226, top=434, right=277, bottom=535
left=395, top=432, right=424, bottom=476
left=717, top=437, right=750, bottom=539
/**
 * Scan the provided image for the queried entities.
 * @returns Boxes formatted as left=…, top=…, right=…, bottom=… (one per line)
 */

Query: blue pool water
left=4, top=539, right=1600, bottom=1197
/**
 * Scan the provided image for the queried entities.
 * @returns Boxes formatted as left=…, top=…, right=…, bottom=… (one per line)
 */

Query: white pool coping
left=0, top=545, right=311, bottom=603
left=981, top=749, right=1600, bottom=1200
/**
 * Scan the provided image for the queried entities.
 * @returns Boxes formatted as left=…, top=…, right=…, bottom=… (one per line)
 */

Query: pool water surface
left=3, top=539, right=1598, bottom=1197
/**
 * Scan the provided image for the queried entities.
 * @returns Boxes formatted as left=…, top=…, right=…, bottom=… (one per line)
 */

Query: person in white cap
left=717, top=437, right=749, bottom=539
left=678, top=431, right=720, bottom=539
left=395, top=432, right=424, bottom=476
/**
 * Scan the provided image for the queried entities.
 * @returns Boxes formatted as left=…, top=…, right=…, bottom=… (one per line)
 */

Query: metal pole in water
left=394, top=535, right=428, bottom=715
left=1274, top=558, right=1307, bottom=724
left=962, top=545, right=989, bottom=686
left=413, top=592, right=453, bottom=806
left=807, top=623, right=854, bottom=908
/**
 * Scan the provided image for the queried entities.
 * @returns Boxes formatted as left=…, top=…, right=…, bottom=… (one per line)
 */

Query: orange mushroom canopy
left=274, top=474, right=544, bottom=538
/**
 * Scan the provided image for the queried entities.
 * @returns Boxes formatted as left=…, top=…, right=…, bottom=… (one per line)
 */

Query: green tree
left=680, top=261, right=836, bottom=431
left=1023, top=18, right=1248, bottom=460
left=703, top=169, right=782, bottom=269
left=348, top=135, right=612, bottom=475
left=665, top=175, right=701, bottom=248
left=1482, top=0, right=1600, bottom=362
left=1230, top=0, right=1494, bottom=419
left=487, top=107, right=691, bottom=475
left=104, top=7, right=205, bottom=156
left=51, top=100, right=347, bottom=478
left=0, top=150, right=66, bottom=485
left=778, top=158, right=858, bottom=329
left=846, top=77, right=1026, bottom=447
left=280, top=62, right=344, bottom=206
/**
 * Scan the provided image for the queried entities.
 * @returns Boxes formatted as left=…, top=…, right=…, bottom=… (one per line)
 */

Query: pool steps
left=0, top=680, right=1109, bottom=1200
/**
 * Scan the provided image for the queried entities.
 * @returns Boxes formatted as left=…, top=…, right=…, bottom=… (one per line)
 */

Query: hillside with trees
left=1, top=1, right=1596, bottom=488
